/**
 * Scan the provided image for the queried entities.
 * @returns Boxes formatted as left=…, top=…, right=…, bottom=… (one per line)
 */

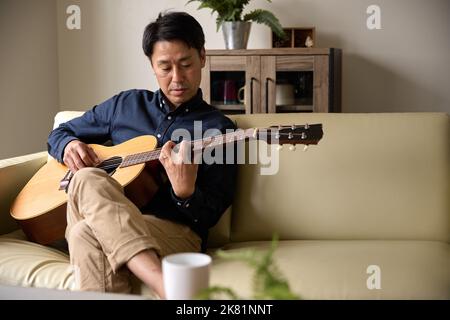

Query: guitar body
left=10, top=135, right=158, bottom=244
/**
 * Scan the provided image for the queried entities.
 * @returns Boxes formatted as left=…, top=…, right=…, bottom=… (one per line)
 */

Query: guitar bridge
left=59, top=170, right=74, bottom=192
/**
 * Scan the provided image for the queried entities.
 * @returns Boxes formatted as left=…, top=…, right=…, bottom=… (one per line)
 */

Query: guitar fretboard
left=120, top=129, right=252, bottom=168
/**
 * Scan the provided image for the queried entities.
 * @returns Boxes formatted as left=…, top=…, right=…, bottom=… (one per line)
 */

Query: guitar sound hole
left=96, top=156, right=122, bottom=176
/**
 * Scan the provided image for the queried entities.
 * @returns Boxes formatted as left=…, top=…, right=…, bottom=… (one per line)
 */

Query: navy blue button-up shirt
left=47, top=89, right=237, bottom=250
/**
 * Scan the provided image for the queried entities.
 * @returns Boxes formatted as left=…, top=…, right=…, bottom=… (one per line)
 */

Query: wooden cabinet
left=200, top=48, right=341, bottom=114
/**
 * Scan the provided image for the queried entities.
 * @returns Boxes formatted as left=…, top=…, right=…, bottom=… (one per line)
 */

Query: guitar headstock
left=245, top=123, right=323, bottom=147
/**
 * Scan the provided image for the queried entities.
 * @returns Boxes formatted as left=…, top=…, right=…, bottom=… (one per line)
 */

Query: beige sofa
left=0, top=112, right=449, bottom=299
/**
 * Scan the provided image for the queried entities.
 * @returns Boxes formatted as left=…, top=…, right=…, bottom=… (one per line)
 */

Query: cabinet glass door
left=261, top=55, right=328, bottom=113
left=210, top=71, right=245, bottom=114
left=201, top=55, right=260, bottom=114
left=275, top=71, right=313, bottom=113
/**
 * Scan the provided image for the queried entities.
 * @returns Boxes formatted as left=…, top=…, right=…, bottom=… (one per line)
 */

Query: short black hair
left=142, top=11, right=205, bottom=59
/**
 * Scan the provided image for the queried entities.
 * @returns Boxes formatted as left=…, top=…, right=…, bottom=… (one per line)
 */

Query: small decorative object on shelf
left=272, top=27, right=315, bottom=48
left=305, top=35, right=314, bottom=48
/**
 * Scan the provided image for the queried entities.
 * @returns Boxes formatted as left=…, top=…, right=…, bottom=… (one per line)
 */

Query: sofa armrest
left=0, top=151, right=48, bottom=235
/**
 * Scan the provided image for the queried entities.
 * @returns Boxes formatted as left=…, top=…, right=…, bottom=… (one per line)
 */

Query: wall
left=56, top=0, right=450, bottom=113
left=0, top=0, right=59, bottom=158
left=1, top=0, right=449, bottom=157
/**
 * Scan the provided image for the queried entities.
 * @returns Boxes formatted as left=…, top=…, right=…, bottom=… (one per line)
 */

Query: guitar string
left=120, top=131, right=314, bottom=167
left=119, top=130, right=249, bottom=167
left=94, top=130, right=315, bottom=170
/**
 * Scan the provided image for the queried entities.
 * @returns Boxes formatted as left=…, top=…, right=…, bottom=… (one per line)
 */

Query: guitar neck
left=120, top=129, right=253, bottom=168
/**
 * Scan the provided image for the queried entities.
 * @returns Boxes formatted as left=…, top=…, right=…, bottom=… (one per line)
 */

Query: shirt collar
left=157, top=89, right=203, bottom=114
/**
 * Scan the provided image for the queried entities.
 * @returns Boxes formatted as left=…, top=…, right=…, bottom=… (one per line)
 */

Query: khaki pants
left=66, top=167, right=201, bottom=293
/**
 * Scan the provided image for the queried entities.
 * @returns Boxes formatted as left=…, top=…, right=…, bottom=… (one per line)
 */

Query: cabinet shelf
left=212, top=103, right=245, bottom=111
left=201, top=48, right=341, bottom=114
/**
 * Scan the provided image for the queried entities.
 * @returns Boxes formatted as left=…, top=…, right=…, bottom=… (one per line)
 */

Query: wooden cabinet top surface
left=205, top=48, right=339, bottom=56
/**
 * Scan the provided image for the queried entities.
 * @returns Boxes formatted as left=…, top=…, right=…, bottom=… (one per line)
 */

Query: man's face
left=151, top=40, right=205, bottom=108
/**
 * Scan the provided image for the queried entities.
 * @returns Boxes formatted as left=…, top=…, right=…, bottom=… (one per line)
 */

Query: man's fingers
left=159, top=141, right=176, bottom=163
left=78, top=146, right=99, bottom=167
left=64, top=156, right=77, bottom=173
left=178, top=141, right=192, bottom=164
left=192, top=150, right=202, bottom=164
left=71, top=152, right=86, bottom=171
left=63, top=140, right=99, bottom=171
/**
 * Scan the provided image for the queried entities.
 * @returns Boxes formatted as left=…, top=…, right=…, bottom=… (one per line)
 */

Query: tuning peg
left=289, top=145, right=296, bottom=151
left=291, top=124, right=296, bottom=130
left=303, top=145, right=309, bottom=152
left=275, top=133, right=280, bottom=139
left=277, top=145, right=283, bottom=151
left=301, top=132, right=307, bottom=140
left=288, top=132, right=293, bottom=140
left=304, top=123, right=309, bottom=129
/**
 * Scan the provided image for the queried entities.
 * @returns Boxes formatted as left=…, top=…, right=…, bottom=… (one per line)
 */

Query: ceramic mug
left=162, top=252, right=211, bottom=300
left=238, top=86, right=245, bottom=104
left=275, top=83, right=295, bottom=105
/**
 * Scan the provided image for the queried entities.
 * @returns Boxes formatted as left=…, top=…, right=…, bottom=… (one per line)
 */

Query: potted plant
left=187, top=0, right=286, bottom=49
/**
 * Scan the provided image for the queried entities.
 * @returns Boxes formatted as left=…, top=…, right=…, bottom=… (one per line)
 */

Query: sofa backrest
left=228, top=113, right=449, bottom=243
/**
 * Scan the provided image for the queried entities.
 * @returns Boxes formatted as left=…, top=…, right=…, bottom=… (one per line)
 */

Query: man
left=47, top=11, right=237, bottom=299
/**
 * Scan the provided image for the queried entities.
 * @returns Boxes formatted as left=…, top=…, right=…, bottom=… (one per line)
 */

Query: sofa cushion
left=0, top=230, right=159, bottom=298
left=228, top=113, right=450, bottom=242
left=0, top=231, right=74, bottom=290
left=209, top=240, right=450, bottom=299
left=0, top=152, right=48, bottom=235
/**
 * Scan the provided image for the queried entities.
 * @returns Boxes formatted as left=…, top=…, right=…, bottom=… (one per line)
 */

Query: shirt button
left=185, top=203, right=190, bottom=208
left=177, top=202, right=181, bottom=206
left=157, top=134, right=161, bottom=138
left=194, top=219, right=198, bottom=223
left=185, top=108, right=189, bottom=112
left=167, top=116, right=172, bottom=120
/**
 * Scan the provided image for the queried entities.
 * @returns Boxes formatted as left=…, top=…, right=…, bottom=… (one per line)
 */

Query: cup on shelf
left=275, top=83, right=295, bottom=105
left=237, top=86, right=245, bottom=104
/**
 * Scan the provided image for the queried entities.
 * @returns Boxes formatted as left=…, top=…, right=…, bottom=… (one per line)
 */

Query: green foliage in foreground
left=197, top=234, right=300, bottom=300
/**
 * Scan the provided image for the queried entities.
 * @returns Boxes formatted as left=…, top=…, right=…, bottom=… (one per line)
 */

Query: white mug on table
left=162, top=252, right=211, bottom=300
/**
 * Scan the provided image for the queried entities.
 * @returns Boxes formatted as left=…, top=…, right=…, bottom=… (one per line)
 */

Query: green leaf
left=243, top=9, right=286, bottom=39
left=196, top=286, right=240, bottom=300
left=212, top=234, right=300, bottom=300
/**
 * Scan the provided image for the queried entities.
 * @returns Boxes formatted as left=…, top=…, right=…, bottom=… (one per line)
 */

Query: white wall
left=0, top=0, right=59, bottom=158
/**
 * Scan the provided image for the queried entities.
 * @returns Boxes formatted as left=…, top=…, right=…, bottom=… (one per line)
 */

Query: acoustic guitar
left=10, top=124, right=323, bottom=245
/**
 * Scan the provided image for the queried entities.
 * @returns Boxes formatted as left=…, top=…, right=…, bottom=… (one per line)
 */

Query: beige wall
left=1, top=0, right=449, bottom=157
left=57, top=0, right=450, bottom=113
left=0, top=0, right=59, bottom=158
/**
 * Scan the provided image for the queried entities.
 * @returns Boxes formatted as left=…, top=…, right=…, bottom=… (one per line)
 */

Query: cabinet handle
left=265, top=77, right=272, bottom=113
left=250, top=77, right=255, bottom=114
